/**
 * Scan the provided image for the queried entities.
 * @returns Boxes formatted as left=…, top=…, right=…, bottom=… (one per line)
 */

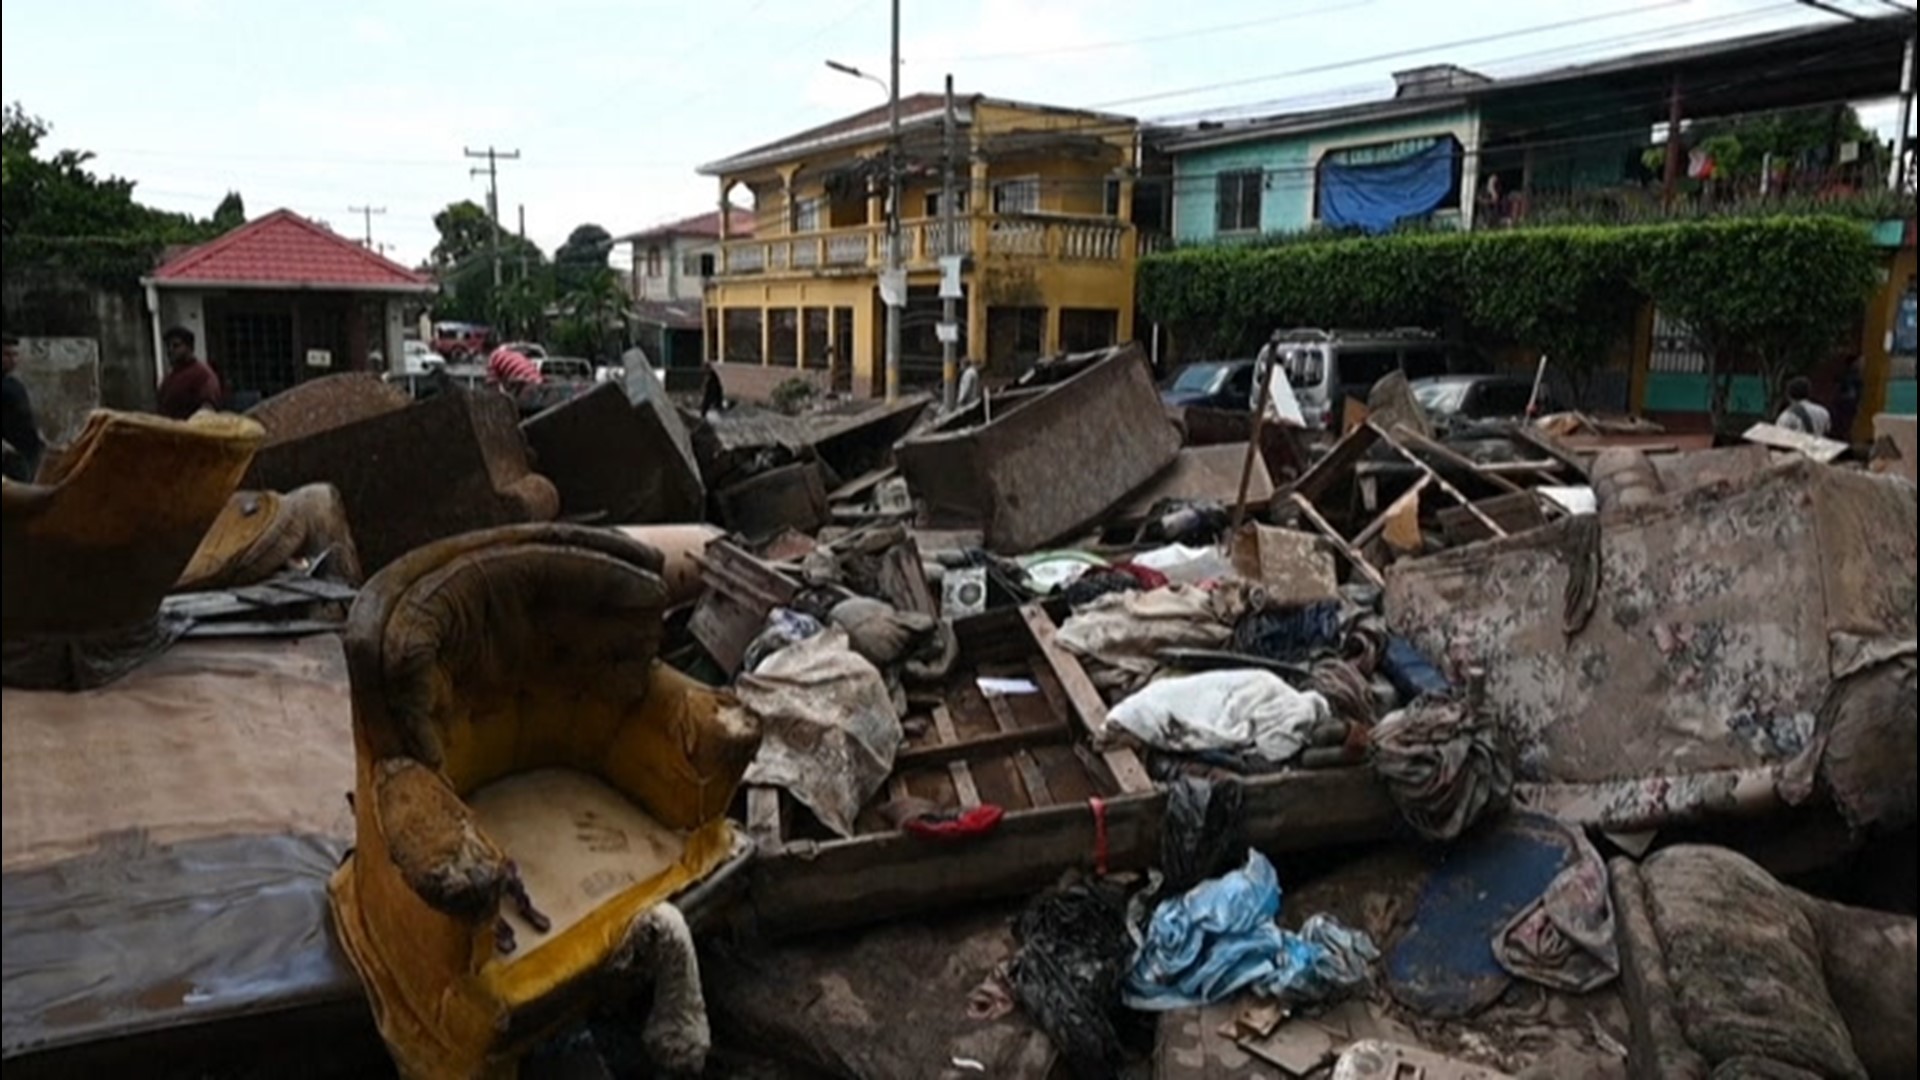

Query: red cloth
left=486, top=348, right=543, bottom=387
left=902, top=804, right=1005, bottom=842
left=156, top=360, right=223, bottom=420
left=1113, top=563, right=1170, bottom=590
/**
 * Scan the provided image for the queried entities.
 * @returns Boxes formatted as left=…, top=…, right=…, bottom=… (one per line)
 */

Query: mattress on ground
left=1, top=634, right=358, bottom=1058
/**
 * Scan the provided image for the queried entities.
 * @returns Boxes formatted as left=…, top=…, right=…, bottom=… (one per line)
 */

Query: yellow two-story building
left=697, top=93, right=1142, bottom=397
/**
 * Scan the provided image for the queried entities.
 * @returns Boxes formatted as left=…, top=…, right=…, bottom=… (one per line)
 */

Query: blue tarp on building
left=1318, top=137, right=1459, bottom=234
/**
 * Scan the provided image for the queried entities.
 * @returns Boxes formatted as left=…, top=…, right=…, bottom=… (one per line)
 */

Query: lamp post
left=822, top=0, right=902, bottom=401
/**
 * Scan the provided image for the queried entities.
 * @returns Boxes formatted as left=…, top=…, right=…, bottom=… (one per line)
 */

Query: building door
left=832, top=307, right=854, bottom=394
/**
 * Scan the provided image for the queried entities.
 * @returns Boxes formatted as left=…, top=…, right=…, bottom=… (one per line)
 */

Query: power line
left=918, top=0, right=1375, bottom=63
left=465, top=146, right=521, bottom=290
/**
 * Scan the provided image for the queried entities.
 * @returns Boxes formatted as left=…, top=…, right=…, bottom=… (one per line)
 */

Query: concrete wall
left=633, top=235, right=720, bottom=303
left=1, top=271, right=156, bottom=412
left=1170, top=107, right=1480, bottom=242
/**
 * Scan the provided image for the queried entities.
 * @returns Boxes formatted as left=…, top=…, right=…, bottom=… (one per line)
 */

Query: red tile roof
left=150, top=208, right=435, bottom=291
left=621, top=208, right=757, bottom=243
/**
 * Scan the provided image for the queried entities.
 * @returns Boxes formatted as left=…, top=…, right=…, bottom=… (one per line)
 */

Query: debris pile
left=2, top=341, right=1914, bottom=1080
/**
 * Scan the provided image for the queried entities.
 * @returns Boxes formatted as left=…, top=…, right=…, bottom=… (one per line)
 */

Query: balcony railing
left=719, top=213, right=1130, bottom=277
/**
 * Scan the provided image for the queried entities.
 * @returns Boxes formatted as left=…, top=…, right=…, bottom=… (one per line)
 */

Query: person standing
left=1775, top=376, right=1833, bottom=438
left=699, top=359, right=726, bottom=419
left=954, top=356, right=984, bottom=411
left=156, top=326, right=224, bottom=419
left=2, top=333, right=45, bottom=482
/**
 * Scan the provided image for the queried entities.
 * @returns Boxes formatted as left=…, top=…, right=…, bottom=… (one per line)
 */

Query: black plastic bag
left=1163, top=776, right=1248, bottom=894
left=1008, top=877, right=1136, bottom=1080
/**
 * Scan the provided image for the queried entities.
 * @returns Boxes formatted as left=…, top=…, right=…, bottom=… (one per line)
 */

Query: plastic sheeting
left=1124, top=851, right=1378, bottom=1012
left=1318, top=138, right=1459, bottom=234
left=1107, top=669, right=1334, bottom=765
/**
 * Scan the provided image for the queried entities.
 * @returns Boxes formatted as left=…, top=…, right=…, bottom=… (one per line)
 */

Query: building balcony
left=717, top=213, right=1133, bottom=278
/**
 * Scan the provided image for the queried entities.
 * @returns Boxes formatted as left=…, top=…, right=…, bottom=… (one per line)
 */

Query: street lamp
left=824, top=60, right=886, bottom=94
left=824, top=0, right=902, bottom=400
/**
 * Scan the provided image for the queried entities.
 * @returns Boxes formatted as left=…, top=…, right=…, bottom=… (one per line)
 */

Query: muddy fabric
left=1163, top=777, right=1248, bottom=894
left=1792, top=895, right=1918, bottom=1080
left=1494, top=829, right=1619, bottom=993
left=0, top=610, right=191, bottom=692
left=328, top=525, right=757, bottom=1080
left=1384, top=461, right=1916, bottom=828
left=3, top=409, right=262, bottom=642
left=1056, top=585, right=1253, bottom=697
left=1641, top=846, right=1866, bottom=1080
left=175, top=484, right=363, bottom=593
left=1811, top=644, right=1916, bottom=833
left=1589, top=447, right=1664, bottom=511
left=1369, top=696, right=1513, bottom=842
left=737, top=628, right=902, bottom=839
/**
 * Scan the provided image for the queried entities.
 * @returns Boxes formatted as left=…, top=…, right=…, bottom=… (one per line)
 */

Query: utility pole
left=940, top=74, right=960, bottom=411
left=883, top=0, right=903, bottom=402
left=1661, top=75, right=1684, bottom=207
left=348, top=204, right=386, bottom=248
left=517, top=204, right=530, bottom=281
left=1892, top=33, right=1916, bottom=194
left=464, top=146, right=521, bottom=291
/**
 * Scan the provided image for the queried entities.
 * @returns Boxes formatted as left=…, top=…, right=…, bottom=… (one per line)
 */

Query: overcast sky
left=1, top=0, right=1907, bottom=266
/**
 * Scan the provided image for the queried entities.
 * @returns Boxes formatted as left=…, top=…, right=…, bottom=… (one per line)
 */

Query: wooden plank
left=1392, top=426, right=1526, bottom=494
left=1379, top=425, right=1505, bottom=538
left=947, top=762, right=982, bottom=810
left=895, top=724, right=1070, bottom=768
left=1013, top=751, right=1055, bottom=808
left=1290, top=491, right=1387, bottom=590
left=1350, top=475, right=1430, bottom=550
left=747, top=787, right=783, bottom=850
left=747, top=768, right=1396, bottom=940
left=1018, top=604, right=1153, bottom=794
left=925, top=704, right=982, bottom=809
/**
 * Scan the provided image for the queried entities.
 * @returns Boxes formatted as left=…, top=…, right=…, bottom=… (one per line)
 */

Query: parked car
left=1409, top=374, right=1558, bottom=435
left=400, top=340, right=441, bottom=374
left=431, top=321, right=493, bottom=362
left=1273, top=328, right=1463, bottom=431
left=535, top=356, right=591, bottom=382
left=1162, top=360, right=1256, bottom=411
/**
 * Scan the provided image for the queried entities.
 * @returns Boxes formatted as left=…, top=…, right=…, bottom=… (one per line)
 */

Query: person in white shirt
left=954, top=356, right=983, bottom=411
left=1775, top=376, right=1832, bottom=437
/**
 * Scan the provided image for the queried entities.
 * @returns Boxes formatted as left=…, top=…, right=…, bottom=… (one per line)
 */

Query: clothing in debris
left=1493, top=828, right=1619, bottom=993
left=1379, top=636, right=1450, bottom=702
left=741, top=608, right=825, bottom=674
left=1162, top=776, right=1248, bottom=894
left=1009, top=876, right=1139, bottom=1080
left=1230, top=600, right=1345, bottom=665
left=1056, top=584, right=1255, bottom=696
left=1124, top=850, right=1377, bottom=1011
left=1106, top=669, right=1334, bottom=766
left=1370, top=694, right=1513, bottom=842
left=736, top=628, right=901, bottom=838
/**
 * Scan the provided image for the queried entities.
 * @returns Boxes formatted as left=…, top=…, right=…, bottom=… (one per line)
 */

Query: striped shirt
left=486, top=348, right=543, bottom=387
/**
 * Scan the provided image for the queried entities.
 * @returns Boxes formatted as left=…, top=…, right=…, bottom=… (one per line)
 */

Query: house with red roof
left=613, top=208, right=755, bottom=373
left=140, top=209, right=438, bottom=408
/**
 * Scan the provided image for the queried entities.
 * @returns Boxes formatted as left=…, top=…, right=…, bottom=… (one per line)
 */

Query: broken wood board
left=1110, top=444, right=1274, bottom=521
left=1435, top=491, right=1549, bottom=548
left=688, top=540, right=801, bottom=673
left=1741, top=421, right=1847, bottom=464
left=1229, top=524, right=1339, bottom=606
left=741, top=604, right=1393, bottom=938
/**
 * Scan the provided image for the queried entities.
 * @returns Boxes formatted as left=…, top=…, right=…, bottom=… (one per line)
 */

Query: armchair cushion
left=328, top=524, right=758, bottom=1080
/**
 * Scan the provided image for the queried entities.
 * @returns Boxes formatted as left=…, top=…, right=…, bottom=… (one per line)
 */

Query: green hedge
left=1139, top=216, right=1880, bottom=404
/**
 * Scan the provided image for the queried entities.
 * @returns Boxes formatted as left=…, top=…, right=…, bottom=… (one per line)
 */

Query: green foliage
left=553, top=223, right=613, bottom=292
left=430, top=200, right=496, bottom=269
left=770, top=377, right=817, bottom=416
left=551, top=267, right=629, bottom=362
left=431, top=199, right=551, bottom=329
left=2, top=103, right=238, bottom=285
left=1642, top=105, right=1880, bottom=185
left=1140, top=215, right=1883, bottom=419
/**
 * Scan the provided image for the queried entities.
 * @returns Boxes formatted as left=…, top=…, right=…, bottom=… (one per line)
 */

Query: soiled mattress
left=1, top=634, right=358, bottom=1058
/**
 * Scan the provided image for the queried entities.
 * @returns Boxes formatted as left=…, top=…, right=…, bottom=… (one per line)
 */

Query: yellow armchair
left=327, top=524, right=758, bottom=1080
left=2, top=409, right=262, bottom=686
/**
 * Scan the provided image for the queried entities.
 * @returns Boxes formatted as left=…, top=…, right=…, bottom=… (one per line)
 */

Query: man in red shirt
left=486, top=345, right=543, bottom=394
left=156, top=326, right=223, bottom=420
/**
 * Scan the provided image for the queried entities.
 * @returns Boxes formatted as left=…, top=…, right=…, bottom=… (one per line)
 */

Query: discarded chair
left=2, top=409, right=263, bottom=688
left=327, top=524, right=760, bottom=1079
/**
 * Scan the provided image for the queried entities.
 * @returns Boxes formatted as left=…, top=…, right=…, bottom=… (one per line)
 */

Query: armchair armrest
left=374, top=757, right=509, bottom=920
left=603, top=664, right=761, bottom=831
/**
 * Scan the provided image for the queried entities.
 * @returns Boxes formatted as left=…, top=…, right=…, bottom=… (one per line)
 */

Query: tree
left=553, top=267, right=630, bottom=361
left=3, top=103, right=236, bottom=283
left=553, top=223, right=613, bottom=291
left=212, top=191, right=247, bottom=230
left=430, top=199, right=496, bottom=270
left=1643, top=106, right=1882, bottom=192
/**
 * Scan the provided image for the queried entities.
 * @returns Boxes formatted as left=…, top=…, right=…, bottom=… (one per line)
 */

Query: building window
left=770, top=308, right=800, bottom=366
left=1215, top=170, right=1263, bottom=234
left=1059, top=308, right=1119, bottom=353
left=986, top=306, right=1046, bottom=368
left=645, top=246, right=663, bottom=278
left=1104, top=178, right=1122, bottom=217
left=802, top=308, right=830, bottom=370
left=923, top=189, right=969, bottom=218
left=791, top=195, right=824, bottom=234
left=723, top=308, right=763, bottom=364
left=992, top=177, right=1040, bottom=215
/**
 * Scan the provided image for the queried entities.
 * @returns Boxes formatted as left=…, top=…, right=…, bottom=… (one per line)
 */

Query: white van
left=1272, top=328, right=1460, bottom=431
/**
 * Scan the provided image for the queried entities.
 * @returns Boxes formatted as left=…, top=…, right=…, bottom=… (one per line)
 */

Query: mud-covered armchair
left=2, top=409, right=263, bottom=688
left=327, top=524, right=760, bottom=1080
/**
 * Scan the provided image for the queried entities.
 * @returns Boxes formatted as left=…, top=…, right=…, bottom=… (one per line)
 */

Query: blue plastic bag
left=1124, top=851, right=1379, bottom=1012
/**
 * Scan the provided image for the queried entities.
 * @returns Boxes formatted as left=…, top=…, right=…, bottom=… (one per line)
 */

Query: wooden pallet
left=739, top=603, right=1396, bottom=938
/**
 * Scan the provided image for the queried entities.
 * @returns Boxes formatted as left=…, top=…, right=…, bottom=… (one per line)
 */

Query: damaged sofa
left=242, top=378, right=560, bottom=573
left=2, top=409, right=264, bottom=690
left=327, top=524, right=759, bottom=1079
